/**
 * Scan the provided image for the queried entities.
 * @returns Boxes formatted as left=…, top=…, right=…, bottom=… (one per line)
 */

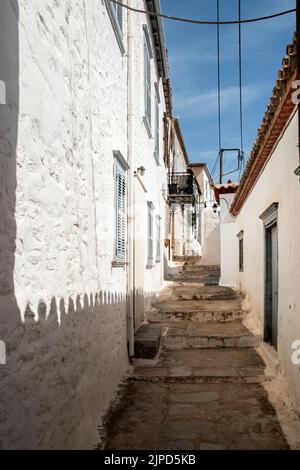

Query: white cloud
left=174, top=83, right=266, bottom=119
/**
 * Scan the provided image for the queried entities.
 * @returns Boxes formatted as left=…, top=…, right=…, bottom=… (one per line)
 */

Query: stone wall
left=0, top=0, right=167, bottom=449
left=235, top=111, right=300, bottom=413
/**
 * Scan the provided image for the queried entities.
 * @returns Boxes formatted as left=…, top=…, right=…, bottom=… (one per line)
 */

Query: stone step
left=167, top=285, right=240, bottom=301
left=134, top=324, right=162, bottom=359
left=133, top=348, right=270, bottom=384
left=162, top=322, right=261, bottom=350
left=175, top=270, right=220, bottom=277
left=147, top=309, right=246, bottom=324
left=173, top=256, right=202, bottom=263
left=168, top=274, right=220, bottom=284
left=183, top=265, right=220, bottom=272
left=149, top=299, right=247, bottom=323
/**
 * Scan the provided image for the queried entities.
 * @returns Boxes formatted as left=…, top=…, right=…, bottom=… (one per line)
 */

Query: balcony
left=168, top=172, right=195, bottom=205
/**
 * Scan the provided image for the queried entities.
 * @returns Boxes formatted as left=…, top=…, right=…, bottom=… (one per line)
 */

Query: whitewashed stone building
left=219, top=36, right=300, bottom=414
left=0, top=0, right=173, bottom=449
left=164, top=118, right=202, bottom=260
left=190, top=163, right=220, bottom=265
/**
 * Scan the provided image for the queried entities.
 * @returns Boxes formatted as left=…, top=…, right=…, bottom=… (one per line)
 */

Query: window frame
left=143, top=25, right=153, bottom=136
left=156, top=215, right=161, bottom=263
left=154, top=82, right=160, bottom=165
left=105, top=0, right=125, bottom=55
left=237, top=230, right=244, bottom=272
left=113, top=151, right=129, bottom=267
left=147, top=201, right=154, bottom=268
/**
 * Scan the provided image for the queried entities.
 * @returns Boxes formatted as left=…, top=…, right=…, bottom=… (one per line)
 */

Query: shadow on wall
left=0, top=4, right=129, bottom=450
left=0, top=290, right=130, bottom=450
left=0, top=3, right=156, bottom=450
left=0, top=1, right=19, bottom=339
left=0, top=286, right=157, bottom=449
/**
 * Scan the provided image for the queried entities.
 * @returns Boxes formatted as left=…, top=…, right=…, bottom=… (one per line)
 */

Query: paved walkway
left=102, top=259, right=289, bottom=450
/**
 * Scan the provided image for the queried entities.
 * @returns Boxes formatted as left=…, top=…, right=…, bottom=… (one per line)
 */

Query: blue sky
left=161, top=0, right=296, bottom=181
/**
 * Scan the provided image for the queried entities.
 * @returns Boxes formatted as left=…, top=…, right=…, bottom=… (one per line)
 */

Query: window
left=147, top=202, right=154, bottom=268
left=105, top=0, right=125, bottom=54
left=154, top=84, right=160, bottom=164
left=156, top=215, right=161, bottom=263
left=114, top=151, right=129, bottom=265
left=143, top=26, right=153, bottom=134
left=237, top=231, right=244, bottom=272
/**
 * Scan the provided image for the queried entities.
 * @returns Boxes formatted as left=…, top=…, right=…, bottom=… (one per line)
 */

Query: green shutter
left=116, top=163, right=126, bottom=260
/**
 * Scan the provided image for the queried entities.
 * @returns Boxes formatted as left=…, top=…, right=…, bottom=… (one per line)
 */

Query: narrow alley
left=101, top=259, right=289, bottom=450
left=1, top=0, right=300, bottom=455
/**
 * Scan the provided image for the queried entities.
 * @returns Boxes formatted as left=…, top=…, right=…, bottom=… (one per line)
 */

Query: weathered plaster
left=0, top=0, right=167, bottom=449
left=235, top=111, right=300, bottom=413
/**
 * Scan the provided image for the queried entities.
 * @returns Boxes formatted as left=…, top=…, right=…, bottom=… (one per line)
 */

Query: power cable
left=109, top=1, right=296, bottom=25
left=238, top=0, right=244, bottom=155
left=217, top=0, right=222, bottom=152
left=238, top=0, right=244, bottom=182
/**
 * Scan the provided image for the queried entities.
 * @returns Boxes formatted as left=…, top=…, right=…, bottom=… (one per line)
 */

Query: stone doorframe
left=259, top=202, right=279, bottom=349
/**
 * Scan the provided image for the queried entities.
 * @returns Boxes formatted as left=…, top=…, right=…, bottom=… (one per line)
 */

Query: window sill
left=112, top=260, right=128, bottom=268
left=143, top=116, right=152, bottom=139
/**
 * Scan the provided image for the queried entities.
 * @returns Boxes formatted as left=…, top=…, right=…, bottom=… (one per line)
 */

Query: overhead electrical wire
left=217, top=0, right=221, bottom=152
left=111, top=0, right=296, bottom=183
left=109, top=1, right=296, bottom=25
left=238, top=0, right=243, bottom=155
left=238, top=0, right=244, bottom=182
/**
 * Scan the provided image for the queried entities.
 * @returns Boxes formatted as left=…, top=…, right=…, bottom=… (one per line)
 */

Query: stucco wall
left=129, top=0, right=167, bottom=318
left=191, top=166, right=219, bottom=263
left=202, top=210, right=220, bottom=266
left=0, top=0, right=167, bottom=449
left=169, top=124, right=190, bottom=259
left=219, top=194, right=238, bottom=287
left=235, top=111, right=300, bottom=412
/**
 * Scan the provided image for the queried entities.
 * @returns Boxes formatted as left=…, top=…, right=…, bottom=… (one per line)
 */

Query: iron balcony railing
left=168, top=172, right=194, bottom=198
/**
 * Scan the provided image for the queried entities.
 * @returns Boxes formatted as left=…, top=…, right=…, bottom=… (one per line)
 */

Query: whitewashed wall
left=130, top=0, right=167, bottom=314
left=219, top=193, right=238, bottom=286
left=192, top=166, right=219, bottom=264
left=0, top=0, right=167, bottom=449
left=169, top=123, right=191, bottom=258
left=235, top=111, right=300, bottom=413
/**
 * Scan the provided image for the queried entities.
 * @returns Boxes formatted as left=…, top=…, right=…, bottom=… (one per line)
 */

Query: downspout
left=127, top=2, right=135, bottom=361
left=296, top=0, right=300, bottom=174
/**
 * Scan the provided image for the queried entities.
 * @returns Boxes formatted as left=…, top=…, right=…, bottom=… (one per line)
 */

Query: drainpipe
left=296, top=0, right=300, bottom=173
left=127, top=2, right=135, bottom=361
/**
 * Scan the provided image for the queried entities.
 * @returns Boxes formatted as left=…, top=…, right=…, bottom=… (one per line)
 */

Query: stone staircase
left=105, top=259, right=289, bottom=450
left=168, top=264, right=220, bottom=284
left=134, top=258, right=268, bottom=385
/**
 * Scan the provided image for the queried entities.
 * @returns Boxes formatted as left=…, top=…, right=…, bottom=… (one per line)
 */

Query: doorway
left=265, top=223, right=278, bottom=349
left=260, top=203, right=279, bottom=350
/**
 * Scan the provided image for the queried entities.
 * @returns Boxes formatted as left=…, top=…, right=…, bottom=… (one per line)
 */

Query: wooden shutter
left=144, top=34, right=151, bottom=127
left=116, top=2, right=123, bottom=32
left=116, top=163, right=126, bottom=260
left=156, top=215, right=161, bottom=262
left=147, top=202, right=154, bottom=266
left=155, top=94, right=159, bottom=161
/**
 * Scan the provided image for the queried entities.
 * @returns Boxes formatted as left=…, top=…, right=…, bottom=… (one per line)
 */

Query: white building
left=0, top=0, right=173, bottom=449
left=213, top=182, right=239, bottom=286
left=190, top=163, right=220, bottom=265
left=219, top=36, right=300, bottom=414
left=164, top=118, right=202, bottom=260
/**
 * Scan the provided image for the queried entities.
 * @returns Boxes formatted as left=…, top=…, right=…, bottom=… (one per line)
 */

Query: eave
left=145, top=0, right=173, bottom=116
left=231, top=35, right=298, bottom=217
